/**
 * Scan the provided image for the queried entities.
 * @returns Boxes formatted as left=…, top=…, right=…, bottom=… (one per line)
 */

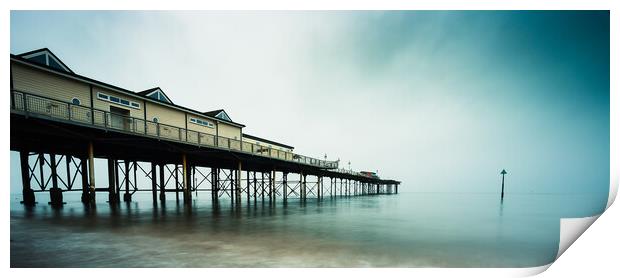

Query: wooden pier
left=9, top=48, right=400, bottom=207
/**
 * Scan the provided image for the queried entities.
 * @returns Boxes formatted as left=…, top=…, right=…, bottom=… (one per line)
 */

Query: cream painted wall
left=218, top=122, right=242, bottom=140
left=145, top=102, right=186, bottom=127
left=11, top=62, right=90, bottom=105
left=186, top=114, right=216, bottom=135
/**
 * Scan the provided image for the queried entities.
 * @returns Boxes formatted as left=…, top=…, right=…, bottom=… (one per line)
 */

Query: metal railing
left=10, top=90, right=340, bottom=169
left=328, top=168, right=389, bottom=180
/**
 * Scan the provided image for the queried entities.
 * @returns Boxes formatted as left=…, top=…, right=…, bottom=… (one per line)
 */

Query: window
left=215, top=111, right=232, bottom=122
left=97, top=92, right=109, bottom=100
left=22, top=50, right=72, bottom=73
left=97, top=92, right=140, bottom=109
left=146, top=89, right=172, bottom=104
left=189, top=117, right=214, bottom=128
left=152, top=117, right=159, bottom=123
left=29, top=54, right=47, bottom=65
left=71, top=98, right=81, bottom=105
left=48, top=58, right=65, bottom=71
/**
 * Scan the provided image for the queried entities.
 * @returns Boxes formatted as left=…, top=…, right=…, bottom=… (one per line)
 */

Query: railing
left=10, top=90, right=339, bottom=169
left=328, top=168, right=387, bottom=180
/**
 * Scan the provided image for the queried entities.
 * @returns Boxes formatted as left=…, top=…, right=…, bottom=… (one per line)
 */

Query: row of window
left=76, top=94, right=214, bottom=129
left=97, top=92, right=141, bottom=109
left=190, top=117, right=214, bottom=128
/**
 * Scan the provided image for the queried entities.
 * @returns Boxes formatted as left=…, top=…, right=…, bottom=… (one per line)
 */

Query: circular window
left=71, top=98, right=81, bottom=105
left=152, top=117, right=159, bottom=123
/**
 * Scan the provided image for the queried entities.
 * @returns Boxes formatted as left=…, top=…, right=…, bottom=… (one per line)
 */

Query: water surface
left=10, top=191, right=606, bottom=267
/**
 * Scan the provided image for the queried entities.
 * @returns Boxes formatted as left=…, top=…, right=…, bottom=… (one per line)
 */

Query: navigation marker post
left=500, top=169, right=507, bottom=201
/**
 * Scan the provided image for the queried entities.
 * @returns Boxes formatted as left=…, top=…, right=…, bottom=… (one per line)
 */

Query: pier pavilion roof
left=137, top=87, right=174, bottom=105
left=203, top=109, right=233, bottom=123
left=16, top=48, right=74, bottom=74
left=11, top=48, right=247, bottom=128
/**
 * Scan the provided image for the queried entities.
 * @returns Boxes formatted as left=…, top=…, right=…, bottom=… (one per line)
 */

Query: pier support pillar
left=212, top=168, right=219, bottom=202
left=396, top=184, right=398, bottom=194
left=80, top=157, right=89, bottom=204
left=175, top=164, right=180, bottom=201
left=151, top=163, right=157, bottom=204
left=159, top=164, right=166, bottom=202
left=114, top=160, right=121, bottom=203
left=261, top=172, right=265, bottom=201
left=123, top=161, right=131, bottom=202
left=246, top=170, right=250, bottom=203
left=236, top=162, right=242, bottom=204
left=88, top=142, right=96, bottom=204
left=300, top=173, right=306, bottom=202
left=48, top=154, right=63, bottom=207
left=20, top=151, right=35, bottom=206
left=270, top=170, right=275, bottom=202
left=253, top=171, right=257, bottom=203
left=317, top=176, right=321, bottom=200
left=231, top=169, right=236, bottom=204
left=107, top=159, right=117, bottom=203
left=282, top=172, right=288, bottom=203
left=182, top=154, right=192, bottom=204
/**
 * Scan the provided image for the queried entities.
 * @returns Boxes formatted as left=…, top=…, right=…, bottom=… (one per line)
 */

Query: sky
left=9, top=11, right=610, bottom=195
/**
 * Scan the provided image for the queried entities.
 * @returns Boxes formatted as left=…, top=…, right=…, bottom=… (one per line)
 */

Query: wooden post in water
left=500, top=169, right=507, bottom=201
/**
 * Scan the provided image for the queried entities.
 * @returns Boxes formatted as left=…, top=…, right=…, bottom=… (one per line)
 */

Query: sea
left=10, top=191, right=607, bottom=267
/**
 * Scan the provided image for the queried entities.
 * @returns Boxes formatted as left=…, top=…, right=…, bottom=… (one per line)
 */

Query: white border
left=2, top=1, right=618, bottom=277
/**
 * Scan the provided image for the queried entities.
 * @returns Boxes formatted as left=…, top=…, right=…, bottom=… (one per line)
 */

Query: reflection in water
left=10, top=191, right=606, bottom=267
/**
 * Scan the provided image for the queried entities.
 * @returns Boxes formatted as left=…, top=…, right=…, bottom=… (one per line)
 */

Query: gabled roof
left=243, top=133, right=294, bottom=150
left=203, top=109, right=233, bottom=122
left=17, top=48, right=73, bottom=74
left=137, top=87, right=173, bottom=104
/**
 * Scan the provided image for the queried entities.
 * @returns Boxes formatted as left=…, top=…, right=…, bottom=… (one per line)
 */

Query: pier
left=10, top=48, right=400, bottom=208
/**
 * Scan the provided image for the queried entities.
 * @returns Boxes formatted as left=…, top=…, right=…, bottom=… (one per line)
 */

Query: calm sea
left=10, top=191, right=607, bottom=267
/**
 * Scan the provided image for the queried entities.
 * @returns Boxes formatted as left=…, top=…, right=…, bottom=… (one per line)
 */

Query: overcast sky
left=10, top=11, right=609, bottom=195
